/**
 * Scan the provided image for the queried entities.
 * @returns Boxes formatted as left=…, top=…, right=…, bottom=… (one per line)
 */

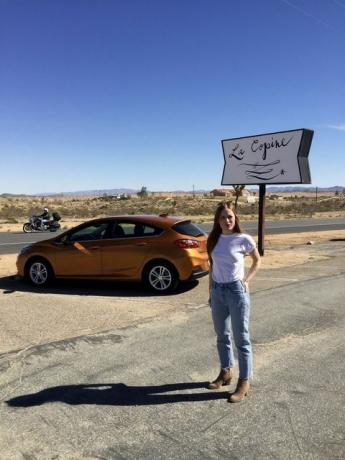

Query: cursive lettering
left=251, top=136, right=293, bottom=160
left=228, top=143, right=245, bottom=161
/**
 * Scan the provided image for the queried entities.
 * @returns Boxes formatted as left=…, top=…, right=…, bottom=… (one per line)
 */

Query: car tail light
left=174, top=239, right=200, bottom=249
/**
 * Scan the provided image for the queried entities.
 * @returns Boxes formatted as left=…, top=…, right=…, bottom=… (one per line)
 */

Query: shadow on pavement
left=6, top=382, right=226, bottom=407
left=0, top=276, right=199, bottom=298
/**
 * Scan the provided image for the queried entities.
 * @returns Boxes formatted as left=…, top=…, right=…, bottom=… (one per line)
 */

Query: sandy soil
left=1, top=229, right=344, bottom=277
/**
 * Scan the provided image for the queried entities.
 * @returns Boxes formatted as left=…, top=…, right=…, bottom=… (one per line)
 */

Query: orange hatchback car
left=17, top=215, right=209, bottom=293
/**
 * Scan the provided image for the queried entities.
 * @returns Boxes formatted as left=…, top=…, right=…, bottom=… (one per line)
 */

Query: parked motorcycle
left=23, top=212, right=61, bottom=233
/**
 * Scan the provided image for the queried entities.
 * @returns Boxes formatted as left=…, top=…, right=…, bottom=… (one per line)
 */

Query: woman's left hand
left=243, top=281, right=249, bottom=293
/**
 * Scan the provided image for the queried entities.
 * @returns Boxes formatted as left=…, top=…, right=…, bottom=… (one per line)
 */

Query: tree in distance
left=137, top=186, right=148, bottom=199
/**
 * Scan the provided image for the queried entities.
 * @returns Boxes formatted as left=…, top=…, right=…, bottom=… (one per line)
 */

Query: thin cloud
left=327, top=124, right=345, bottom=131
left=333, top=0, right=345, bottom=11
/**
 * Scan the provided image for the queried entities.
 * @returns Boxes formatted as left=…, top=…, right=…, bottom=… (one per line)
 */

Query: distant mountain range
left=1, top=185, right=344, bottom=198
left=264, top=185, right=345, bottom=193
left=44, top=188, right=138, bottom=197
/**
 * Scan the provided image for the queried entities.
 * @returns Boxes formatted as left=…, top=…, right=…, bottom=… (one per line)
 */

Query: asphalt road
left=0, top=241, right=345, bottom=458
left=1, top=217, right=345, bottom=255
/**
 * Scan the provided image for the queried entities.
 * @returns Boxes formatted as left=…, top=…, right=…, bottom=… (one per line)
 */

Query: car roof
left=88, top=214, right=189, bottom=227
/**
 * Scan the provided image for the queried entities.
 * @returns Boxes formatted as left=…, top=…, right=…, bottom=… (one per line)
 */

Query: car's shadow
left=6, top=381, right=227, bottom=407
left=0, top=276, right=199, bottom=297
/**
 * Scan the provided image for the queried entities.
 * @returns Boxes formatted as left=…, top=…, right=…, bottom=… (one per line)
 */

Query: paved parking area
left=0, top=240, right=344, bottom=459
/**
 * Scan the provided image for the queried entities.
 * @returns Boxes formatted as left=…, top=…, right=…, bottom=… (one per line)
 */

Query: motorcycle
left=23, top=212, right=61, bottom=233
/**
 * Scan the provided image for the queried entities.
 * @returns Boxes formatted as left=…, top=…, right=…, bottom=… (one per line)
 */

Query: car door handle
left=90, top=246, right=100, bottom=250
left=136, top=242, right=148, bottom=246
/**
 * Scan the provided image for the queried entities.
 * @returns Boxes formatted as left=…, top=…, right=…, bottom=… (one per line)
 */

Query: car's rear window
left=172, top=221, right=206, bottom=237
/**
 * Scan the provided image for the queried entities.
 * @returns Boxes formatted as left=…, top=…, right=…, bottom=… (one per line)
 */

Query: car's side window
left=108, top=222, right=127, bottom=238
left=69, top=222, right=109, bottom=242
left=108, top=222, right=163, bottom=239
left=122, top=223, right=138, bottom=237
left=109, top=222, right=137, bottom=238
left=142, top=225, right=163, bottom=236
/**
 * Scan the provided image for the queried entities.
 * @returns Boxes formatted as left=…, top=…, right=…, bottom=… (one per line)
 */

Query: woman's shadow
left=6, top=382, right=228, bottom=408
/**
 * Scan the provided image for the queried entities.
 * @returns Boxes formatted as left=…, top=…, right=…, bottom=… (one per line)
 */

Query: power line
left=280, top=0, right=345, bottom=36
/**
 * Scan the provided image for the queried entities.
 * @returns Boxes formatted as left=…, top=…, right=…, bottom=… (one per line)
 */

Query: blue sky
left=1, top=0, right=344, bottom=194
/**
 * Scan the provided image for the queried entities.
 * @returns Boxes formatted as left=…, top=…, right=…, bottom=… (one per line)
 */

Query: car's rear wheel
left=26, top=258, right=54, bottom=287
left=144, top=261, right=179, bottom=293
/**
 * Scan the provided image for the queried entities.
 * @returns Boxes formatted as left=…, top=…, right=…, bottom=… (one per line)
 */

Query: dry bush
left=0, top=193, right=344, bottom=223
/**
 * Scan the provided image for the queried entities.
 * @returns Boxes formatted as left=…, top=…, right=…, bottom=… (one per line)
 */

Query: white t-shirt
left=211, top=233, right=256, bottom=283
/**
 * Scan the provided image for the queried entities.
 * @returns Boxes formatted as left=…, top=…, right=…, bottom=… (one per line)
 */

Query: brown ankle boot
left=207, top=368, right=233, bottom=389
left=228, top=378, right=250, bottom=403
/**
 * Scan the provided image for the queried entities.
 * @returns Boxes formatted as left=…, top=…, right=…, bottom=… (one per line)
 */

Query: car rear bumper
left=190, top=267, right=209, bottom=280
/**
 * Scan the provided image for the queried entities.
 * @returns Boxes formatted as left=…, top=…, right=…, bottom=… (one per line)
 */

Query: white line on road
left=0, top=242, right=34, bottom=246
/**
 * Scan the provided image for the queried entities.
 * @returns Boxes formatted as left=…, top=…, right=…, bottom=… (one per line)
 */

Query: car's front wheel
left=26, top=258, right=54, bottom=287
left=144, top=262, right=178, bottom=293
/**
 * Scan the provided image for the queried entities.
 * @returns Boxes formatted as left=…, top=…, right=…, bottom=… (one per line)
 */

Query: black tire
left=23, top=223, right=33, bottom=233
left=143, top=261, right=179, bottom=293
left=25, top=258, right=54, bottom=287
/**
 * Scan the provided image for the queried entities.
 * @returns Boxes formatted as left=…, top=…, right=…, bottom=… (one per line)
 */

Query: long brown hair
left=206, top=201, right=242, bottom=261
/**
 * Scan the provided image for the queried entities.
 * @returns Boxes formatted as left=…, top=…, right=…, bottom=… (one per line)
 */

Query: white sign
left=221, top=129, right=313, bottom=185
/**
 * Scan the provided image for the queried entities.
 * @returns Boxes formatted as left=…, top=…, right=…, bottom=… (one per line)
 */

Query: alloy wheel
left=29, top=261, right=49, bottom=285
left=148, top=265, right=173, bottom=291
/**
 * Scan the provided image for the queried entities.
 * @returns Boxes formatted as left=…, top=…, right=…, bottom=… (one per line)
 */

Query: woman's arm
left=243, top=248, right=261, bottom=292
left=208, top=264, right=212, bottom=304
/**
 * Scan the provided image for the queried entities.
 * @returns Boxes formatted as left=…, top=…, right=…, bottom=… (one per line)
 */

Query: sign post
left=221, top=129, right=313, bottom=255
left=258, top=184, right=266, bottom=256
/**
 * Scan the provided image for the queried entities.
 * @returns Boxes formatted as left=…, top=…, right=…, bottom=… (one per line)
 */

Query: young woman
left=207, top=202, right=261, bottom=403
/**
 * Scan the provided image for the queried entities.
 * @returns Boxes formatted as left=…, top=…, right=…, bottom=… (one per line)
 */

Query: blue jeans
left=210, top=280, right=252, bottom=379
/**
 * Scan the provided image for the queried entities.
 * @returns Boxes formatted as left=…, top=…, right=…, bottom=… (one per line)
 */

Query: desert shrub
left=99, top=195, right=116, bottom=201
left=0, top=205, right=22, bottom=219
left=54, top=207, right=74, bottom=217
left=5, top=217, right=19, bottom=223
left=237, top=203, right=259, bottom=215
left=0, top=194, right=343, bottom=222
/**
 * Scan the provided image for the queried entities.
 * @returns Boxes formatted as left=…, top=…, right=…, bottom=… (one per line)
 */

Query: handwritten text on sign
left=222, top=129, right=306, bottom=185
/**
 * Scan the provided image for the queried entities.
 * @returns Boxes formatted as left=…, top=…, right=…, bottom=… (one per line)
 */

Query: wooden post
left=258, top=184, right=266, bottom=256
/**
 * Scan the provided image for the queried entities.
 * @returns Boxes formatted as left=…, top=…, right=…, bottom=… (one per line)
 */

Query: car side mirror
left=56, top=234, right=71, bottom=246
left=64, top=235, right=72, bottom=245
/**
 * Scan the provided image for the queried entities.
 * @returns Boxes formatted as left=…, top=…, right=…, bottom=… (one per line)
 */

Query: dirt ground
left=1, top=229, right=344, bottom=356
left=1, top=229, right=345, bottom=277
